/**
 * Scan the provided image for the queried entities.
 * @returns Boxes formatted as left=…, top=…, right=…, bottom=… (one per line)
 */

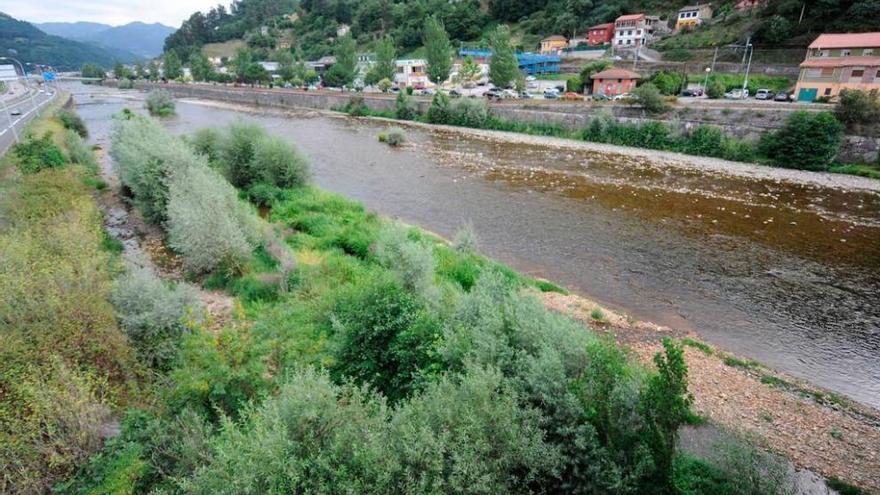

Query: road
left=0, top=88, right=57, bottom=156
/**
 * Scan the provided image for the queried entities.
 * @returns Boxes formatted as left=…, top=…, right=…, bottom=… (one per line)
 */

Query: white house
left=613, top=13, right=653, bottom=49
left=394, top=59, right=430, bottom=88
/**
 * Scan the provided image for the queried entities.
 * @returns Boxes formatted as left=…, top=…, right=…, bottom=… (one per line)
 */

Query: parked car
left=525, top=75, right=537, bottom=81
left=519, top=91, right=533, bottom=99
left=390, top=86, right=401, bottom=93
left=754, top=89, right=774, bottom=100
left=543, top=88, right=560, bottom=99
left=612, top=93, right=636, bottom=101
left=554, top=85, right=566, bottom=93
left=724, top=88, right=749, bottom=99
left=416, top=88, right=434, bottom=96
left=502, top=89, right=518, bottom=99
left=10, top=108, right=21, bottom=116
left=680, top=88, right=703, bottom=97
left=591, top=93, right=612, bottom=101
left=484, top=87, right=503, bottom=99
left=448, top=89, right=462, bottom=98
left=774, top=91, right=792, bottom=102
left=563, top=92, right=584, bottom=101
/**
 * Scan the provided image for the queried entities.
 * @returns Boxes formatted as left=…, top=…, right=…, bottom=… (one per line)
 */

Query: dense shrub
left=706, top=79, right=726, bottom=99
left=834, top=89, right=880, bottom=132
left=166, top=159, right=259, bottom=274
left=453, top=222, right=479, bottom=254
left=111, top=264, right=203, bottom=370
left=11, top=131, right=66, bottom=174
left=378, top=127, right=406, bottom=146
left=633, top=83, right=669, bottom=113
left=650, top=71, right=688, bottom=95
left=373, top=222, right=439, bottom=303
left=246, top=182, right=285, bottom=207
left=64, top=129, right=98, bottom=171
left=111, top=115, right=202, bottom=223
left=343, top=95, right=370, bottom=116
left=56, top=108, right=88, bottom=138
left=208, top=121, right=311, bottom=190
left=761, top=111, right=844, bottom=171
left=189, top=126, right=224, bottom=163
left=682, top=126, right=725, bottom=157
left=448, top=98, right=489, bottom=127
left=251, top=134, right=311, bottom=187
left=427, top=90, right=451, bottom=124
left=566, top=74, right=584, bottom=93
left=145, top=88, right=175, bottom=116
left=395, top=91, right=419, bottom=120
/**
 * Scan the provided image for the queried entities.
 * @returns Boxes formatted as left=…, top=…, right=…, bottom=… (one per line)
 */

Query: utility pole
left=799, top=3, right=806, bottom=24
left=741, top=41, right=754, bottom=99
left=741, top=36, right=751, bottom=66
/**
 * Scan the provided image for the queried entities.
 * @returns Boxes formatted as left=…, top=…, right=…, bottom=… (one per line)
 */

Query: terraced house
left=794, top=32, right=880, bottom=102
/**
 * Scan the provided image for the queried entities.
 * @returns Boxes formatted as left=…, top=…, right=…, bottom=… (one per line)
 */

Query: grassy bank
left=340, top=92, right=873, bottom=178
left=52, top=114, right=806, bottom=494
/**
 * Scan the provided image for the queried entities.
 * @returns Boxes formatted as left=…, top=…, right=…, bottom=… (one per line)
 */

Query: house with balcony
left=676, top=4, right=712, bottom=31
left=587, top=23, right=615, bottom=46
left=540, top=35, right=568, bottom=54
left=613, top=14, right=653, bottom=49
left=794, top=32, right=880, bottom=101
left=395, top=59, right=429, bottom=88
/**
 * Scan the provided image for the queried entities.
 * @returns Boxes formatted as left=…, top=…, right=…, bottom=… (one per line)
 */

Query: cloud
left=5, top=0, right=219, bottom=27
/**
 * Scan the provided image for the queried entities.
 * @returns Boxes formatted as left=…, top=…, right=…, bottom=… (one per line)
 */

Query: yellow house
left=675, top=4, right=712, bottom=31
left=540, top=35, right=568, bottom=54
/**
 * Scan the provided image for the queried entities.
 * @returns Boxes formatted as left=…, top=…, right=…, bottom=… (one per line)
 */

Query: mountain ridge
left=36, top=20, right=175, bottom=58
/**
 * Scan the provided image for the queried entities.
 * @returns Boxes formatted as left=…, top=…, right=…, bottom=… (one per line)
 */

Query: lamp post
left=0, top=56, right=38, bottom=113
left=703, top=67, right=712, bottom=95
left=741, top=41, right=754, bottom=99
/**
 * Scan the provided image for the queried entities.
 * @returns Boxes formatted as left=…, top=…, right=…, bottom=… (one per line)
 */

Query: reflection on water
left=69, top=84, right=880, bottom=408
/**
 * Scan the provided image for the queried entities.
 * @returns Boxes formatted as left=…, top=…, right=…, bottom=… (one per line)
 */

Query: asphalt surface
left=0, top=88, right=56, bottom=156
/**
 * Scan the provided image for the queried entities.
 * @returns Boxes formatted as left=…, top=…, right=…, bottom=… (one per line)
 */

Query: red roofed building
left=587, top=23, right=615, bottom=46
left=794, top=32, right=880, bottom=101
left=613, top=14, right=653, bottom=49
left=591, top=68, right=641, bottom=96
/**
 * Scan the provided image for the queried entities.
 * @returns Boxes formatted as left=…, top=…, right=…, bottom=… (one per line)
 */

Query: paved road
left=0, top=89, right=57, bottom=156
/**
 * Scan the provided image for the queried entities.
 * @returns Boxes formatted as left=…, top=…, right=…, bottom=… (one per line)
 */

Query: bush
left=834, top=89, right=880, bottom=131
left=761, top=111, right=844, bottom=171
left=683, top=126, right=725, bottom=157
left=251, top=134, right=311, bottom=188
left=378, top=127, right=406, bottom=146
left=706, top=79, right=726, bottom=99
left=633, top=83, right=669, bottom=113
left=566, top=74, right=584, bottom=93
left=427, top=90, right=451, bottom=124
left=118, top=78, right=134, bottom=90
left=246, top=182, right=285, bottom=207
left=373, top=222, right=439, bottom=303
left=343, top=95, right=370, bottom=116
left=448, top=98, right=489, bottom=128
left=56, top=108, right=88, bottom=138
left=166, top=159, right=259, bottom=274
left=650, top=71, right=688, bottom=95
left=11, top=132, right=66, bottom=174
left=64, top=129, right=98, bottom=171
left=664, top=48, right=694, bottom=62
left=110, top=264, right=203, bottom=370
left=395, top=91, right=419, bottom=120
left=189, top=126, right=224, bottom=163
left=453, top=222, right=479, bottom=254
left=145, top=88, right=175, bottom=116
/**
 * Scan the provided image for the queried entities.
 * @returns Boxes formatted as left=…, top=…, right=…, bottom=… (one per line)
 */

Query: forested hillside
left=165, top=0, right=880, bottom=62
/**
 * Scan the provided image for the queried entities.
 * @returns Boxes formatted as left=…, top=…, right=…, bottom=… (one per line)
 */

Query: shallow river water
left=69, top=84, right=880, bottom=408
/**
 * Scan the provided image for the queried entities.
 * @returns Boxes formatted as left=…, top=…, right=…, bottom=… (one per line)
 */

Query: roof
left=591, top=68, right=641, bottom=80
left=800, top=56, right=880, bottom=68
left=809, top=32, right=880, bottom=49
left=679, top=4, right=710, bottom=11
left=616, top=13, right=646, bottom=22
left=542, top=35, right=567, bottom=42
left=587, top=23, right=614, bottom=30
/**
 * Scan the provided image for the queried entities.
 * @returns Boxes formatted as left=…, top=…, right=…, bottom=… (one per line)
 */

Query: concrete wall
left=126, top=82, right=878, bottom=163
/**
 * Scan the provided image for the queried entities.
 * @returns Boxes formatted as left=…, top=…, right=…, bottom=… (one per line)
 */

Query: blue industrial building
left=457, top=48, right=561, bottom=75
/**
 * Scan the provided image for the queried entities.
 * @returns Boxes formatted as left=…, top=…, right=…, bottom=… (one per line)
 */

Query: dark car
left=449, top=89, right=462, bottom=98
left=774, top=91, right=792, bottom=102
left=484, top=87, right=503, bottom=99
left=10, top=108, right=21, bottom=116
left=680, top=88, right=703, bottom=97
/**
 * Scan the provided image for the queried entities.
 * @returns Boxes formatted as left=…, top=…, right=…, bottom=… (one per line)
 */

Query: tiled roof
left=809, top=32, right=880, bottom=49
left=615, top=13, right=646, bottom=21
left=588, top=23, right=614, bottom=30
left=591, top=68, right=641, bottom=79
left=800, top=56, right=880, bottom=68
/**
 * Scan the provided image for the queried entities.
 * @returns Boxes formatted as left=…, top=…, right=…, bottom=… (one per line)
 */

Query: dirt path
left=541, top=291, right=880, bottom=494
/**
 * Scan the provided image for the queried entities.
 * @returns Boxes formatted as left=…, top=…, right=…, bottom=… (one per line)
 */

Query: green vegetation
left=760, top=111, right=845, bottom=171
left=633, top=83, right=670, bottom=113
left=826, top=476, right=867, bottom=495
left=681, top=337, right=713, bottom=355
left=57, top=108, right=88, bottom=138
left=145, top=88, right=176, bottom=116
left=488, top=25, right=518, bottom=88
left=423, top=16, right=454, bottom=86
left=10, top=132, right=66, bottom=174
left=378, top=127, right=407, bottom=146
left=834, top=89, right=880, bottom=133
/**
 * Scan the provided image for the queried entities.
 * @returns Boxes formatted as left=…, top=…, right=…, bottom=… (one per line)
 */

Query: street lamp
left=703, top=67, right=712, bottom=94
left=0, top=56, right=38, bottom=113
left=740, top=41, right=754, bottom=99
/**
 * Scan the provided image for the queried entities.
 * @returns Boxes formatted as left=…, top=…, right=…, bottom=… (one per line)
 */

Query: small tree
left=633, top=83, right=669, bottom=113
left=457, top=56, right=482, bottom=86
left=163, top=51, right=182, bottom=80
left=333, top=35, right=358, bottom=88
left=377, top=78, right=393, bottom=92
left=81, top=63, right=106, bottom=81
left=188, top=51, right=214, bottom=82
left=762, top=111, right=844, bottom=171
left=145, top=88, right=176, bottom=117
left=488, top=25, right=518, bottom=88
left=427, top=90, right=451, bottom=124
left=146, top=60, right=159, bottom=81
left=423, top=16, right=453, bottom=86
left=706, top=78, right=726, bottom=99
left=834, top=89, right=880, bottom=131
left=366, top=35, right=396, bottom=86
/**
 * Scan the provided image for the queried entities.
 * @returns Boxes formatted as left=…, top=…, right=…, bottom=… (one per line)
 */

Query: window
left=864, top=48, right=873, bottom=55
left=626, top=40, right=632, bottom=45
left=842, top=49, right=851, bottom=56
left=806, top=68, right=822, bottom=78
left=637, top=30, right=642, bottom=35
left=824, top=87, right=832, bottom=96
left=851, top=69, right=864, bottom=79
left=819, top=50, right=829, bottom=57
left=820, top=67, right=834, bottom=77
left=628, top=30, right=633, bottom=35
left=618, top=40, right=623, bottom=45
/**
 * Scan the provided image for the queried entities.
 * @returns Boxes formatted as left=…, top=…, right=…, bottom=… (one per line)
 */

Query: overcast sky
left=6, top=0, right=220, bottom=27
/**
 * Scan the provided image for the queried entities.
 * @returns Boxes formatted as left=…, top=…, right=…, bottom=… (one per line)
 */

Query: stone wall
left=127, top=82, right=878, bottom=163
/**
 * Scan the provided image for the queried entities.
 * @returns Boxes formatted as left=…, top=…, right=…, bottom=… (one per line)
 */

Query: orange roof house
left=540, top=35, right=568, bottom=54
left=590, top=68, right=640, bottom=95
left=794, top=32, right=880, bottom=102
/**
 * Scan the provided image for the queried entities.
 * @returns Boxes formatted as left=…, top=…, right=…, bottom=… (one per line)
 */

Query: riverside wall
left=126, top=81, right=878, bottom=163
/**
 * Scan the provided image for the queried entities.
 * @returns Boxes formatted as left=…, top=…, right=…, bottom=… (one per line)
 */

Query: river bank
left=67, top=83, right=880, bottom=492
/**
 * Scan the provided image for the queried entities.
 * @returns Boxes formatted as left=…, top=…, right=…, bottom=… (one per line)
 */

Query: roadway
left=0, top=87, right=57, bottom=157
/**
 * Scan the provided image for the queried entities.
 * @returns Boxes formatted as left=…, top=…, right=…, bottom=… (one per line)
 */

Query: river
left=68, top=83, right=880, bottom=409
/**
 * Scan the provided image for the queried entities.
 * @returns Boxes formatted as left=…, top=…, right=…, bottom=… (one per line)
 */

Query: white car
left=612, top=93, right=636, bottom=101
left=501, top=89, right=518, bottom=99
